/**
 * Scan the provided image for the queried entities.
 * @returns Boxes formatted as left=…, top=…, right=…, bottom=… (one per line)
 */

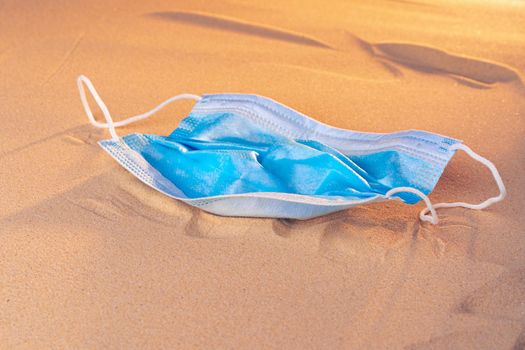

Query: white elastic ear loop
left=77, top=75, right=202, bottom=141
left=386, top=187, right=439, bottom=224
left=418, top=143, right=506, bottom=222
left=386, top=143, right=506, bottom=225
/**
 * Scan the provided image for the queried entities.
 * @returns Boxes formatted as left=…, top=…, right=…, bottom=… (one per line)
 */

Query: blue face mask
left=77, top=75, right=506, bottom=224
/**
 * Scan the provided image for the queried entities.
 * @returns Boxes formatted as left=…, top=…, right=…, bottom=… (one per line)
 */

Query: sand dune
left=356, top=37, right=522, bottom=88
left=148, top=11, right=333, bottom=49
left=375, top=43, right=521, bottom=84
left=1, top=0, right=524, bottom=349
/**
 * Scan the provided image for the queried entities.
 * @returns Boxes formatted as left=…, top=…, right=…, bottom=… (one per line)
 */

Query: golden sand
left=1, top=0, right=524, bottom=348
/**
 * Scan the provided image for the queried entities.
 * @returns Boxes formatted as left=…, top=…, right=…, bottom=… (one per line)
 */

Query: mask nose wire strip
left=386, top=143, right=506, bottom=225
left=77, top=75, right=202, bottom=141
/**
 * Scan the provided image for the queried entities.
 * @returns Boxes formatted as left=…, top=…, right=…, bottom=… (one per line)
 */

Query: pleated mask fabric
left=77, top=75, right=506, bottom=223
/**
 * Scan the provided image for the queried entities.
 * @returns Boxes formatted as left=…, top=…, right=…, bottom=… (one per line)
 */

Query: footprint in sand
left=272, top=206, right=412, bottom=264
left=456, top=268, right=525, bottom=322
left=68, top=188, right=171, bottom=226
left=408, top=272, right=525, bottom=349
left=355, top=36, right=522, bottom=89
left=63, top=170, right=191, bottom=228
left=184, top=209, right=262, bottom=239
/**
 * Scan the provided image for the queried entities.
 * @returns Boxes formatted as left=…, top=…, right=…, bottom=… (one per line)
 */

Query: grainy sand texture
left=1, top=0, right=524, bottom=349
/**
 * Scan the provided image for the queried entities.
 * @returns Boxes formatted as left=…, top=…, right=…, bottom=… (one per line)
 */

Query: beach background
left=1, top=0, right=524, bottom=348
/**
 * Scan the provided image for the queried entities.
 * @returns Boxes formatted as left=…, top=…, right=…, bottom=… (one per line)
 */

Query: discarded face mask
left=77, top=75, right=506, bottom=224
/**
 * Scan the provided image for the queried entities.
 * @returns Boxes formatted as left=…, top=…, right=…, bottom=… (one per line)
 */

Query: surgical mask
left=77, top=75, right=506, bottom=224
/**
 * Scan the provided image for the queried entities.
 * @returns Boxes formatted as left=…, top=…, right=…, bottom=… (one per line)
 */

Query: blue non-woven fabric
left=76, top=73, right=505, bottom=222
left=119, top=97, right=459, bottom=205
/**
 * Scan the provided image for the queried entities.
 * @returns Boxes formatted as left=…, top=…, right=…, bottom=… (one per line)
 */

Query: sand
left=1, top=0, right=524, bottom=348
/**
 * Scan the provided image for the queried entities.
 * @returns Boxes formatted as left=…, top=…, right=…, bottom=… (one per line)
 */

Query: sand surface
left=1, top=0, right=524, bottom=348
